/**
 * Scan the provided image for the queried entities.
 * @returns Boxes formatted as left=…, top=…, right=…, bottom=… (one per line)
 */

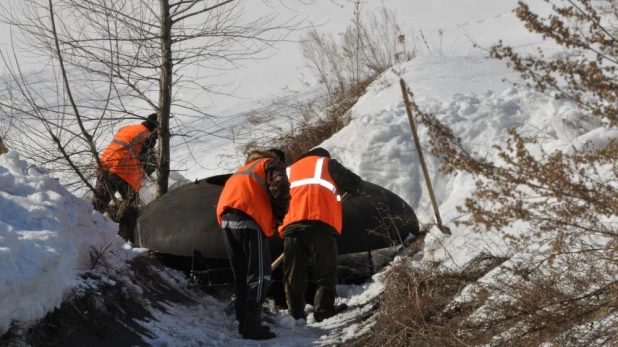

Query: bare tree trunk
left=0, top=136, right=7, bottom=155
left=157, top=0, right=172, bottom=197
left=3, top=0, right=303, bottom=196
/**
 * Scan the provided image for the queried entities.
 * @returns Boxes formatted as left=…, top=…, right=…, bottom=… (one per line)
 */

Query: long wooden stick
left=399, top=78, right=452, bottom=236
left=271, top=253, right=284, bottom=270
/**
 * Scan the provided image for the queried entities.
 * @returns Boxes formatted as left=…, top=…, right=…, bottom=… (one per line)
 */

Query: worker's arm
left=265, top=159, right=291, bottom=226
left=140, top=132, right=158, bottom=175
left=328, top=159, right=364, bottom=197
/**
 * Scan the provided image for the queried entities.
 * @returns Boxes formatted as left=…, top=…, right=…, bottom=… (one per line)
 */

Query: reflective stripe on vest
left=99, top=124, right=152, bottom=192
left=287, top=157, right=341, bottom=201
left=232, top=159, right=269, bottom=192
left=216, top=158, right=276, bottom=237
left=112, top=129, right=151, bottom=157
left=280, top=155, right=343, bottom=235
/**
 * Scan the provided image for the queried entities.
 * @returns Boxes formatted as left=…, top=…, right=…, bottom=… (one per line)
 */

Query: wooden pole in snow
left=399, top=78, right=452, bottom=236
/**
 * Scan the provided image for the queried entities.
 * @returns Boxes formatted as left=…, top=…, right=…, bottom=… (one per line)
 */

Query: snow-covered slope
left=322, top=56, right=612, bottom=268
left=4, top=53, right=614, bottom=345
left=0, top=151, right=121, bottom=333
left=4, top=0, right=615, bottom=345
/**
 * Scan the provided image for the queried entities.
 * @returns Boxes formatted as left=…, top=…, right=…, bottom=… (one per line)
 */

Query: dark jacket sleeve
left=140, top=132, right=157, bottom=156
left=264, top=158, right=291, bottom=225
left=140, top=132, right=158, bottom=175
left=328, top=159, right=364, bottom=197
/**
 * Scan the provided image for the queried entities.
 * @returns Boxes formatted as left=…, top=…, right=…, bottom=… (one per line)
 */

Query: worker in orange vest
left=217, top=149, right=290, bottom=340
left=280, top=147, right=364, bottom=322
left=92, top=113, right=158, bottom=235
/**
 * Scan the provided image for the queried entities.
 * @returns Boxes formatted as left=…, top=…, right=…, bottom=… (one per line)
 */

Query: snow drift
left=0, top=151, right=120, bottom=334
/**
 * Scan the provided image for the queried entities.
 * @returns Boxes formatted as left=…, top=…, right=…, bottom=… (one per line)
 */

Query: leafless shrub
left=270, top=94, right=359, bottom=163
left=346, top=246, right=618, bottom=346
left=245, top=111, right=263, bottom=125
left=386, top=0, right=618, bottom=344
left=239, top=4, right=415, bottom=162
left=302, top=5, right=415, bottom=105
left=88, top=243, right=112, bottom=270
left=347, top=253, right=507, bottom=347
left=465, top=252, right=618, bottom=346
left=238, top=88, right=359, bottom=164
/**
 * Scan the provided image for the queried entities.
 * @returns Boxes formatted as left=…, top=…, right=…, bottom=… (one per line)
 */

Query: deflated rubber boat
left=136, top=173, right=420, bottom=283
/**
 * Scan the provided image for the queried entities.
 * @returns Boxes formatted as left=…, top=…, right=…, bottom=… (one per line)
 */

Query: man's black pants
left=221, top=212, right=272, bottom=326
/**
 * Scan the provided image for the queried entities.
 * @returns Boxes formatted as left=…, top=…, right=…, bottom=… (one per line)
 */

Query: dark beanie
left=141, top=113, right=158, bottom=131
left=268, top=148, right=286, bottom=163
left=145, top=113, right=158, bottom=126
left=306, top=147, right=331, bottom=158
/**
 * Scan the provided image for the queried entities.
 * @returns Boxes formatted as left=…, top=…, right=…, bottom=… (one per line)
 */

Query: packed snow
left=0, top=151, right=121, bottom=333
left=1, top=0, right=615, bottom=346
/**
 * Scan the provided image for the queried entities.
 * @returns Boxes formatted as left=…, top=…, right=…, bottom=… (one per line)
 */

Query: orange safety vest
left=216, top=158, right=276, bottom=237
left=280, top=156, right=342, bottom=236
left=100, top=124, right=153, bottom=192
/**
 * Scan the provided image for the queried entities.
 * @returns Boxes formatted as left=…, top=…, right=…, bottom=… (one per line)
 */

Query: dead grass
left=467, top=253, right=618, bottom=346
left=238, top=5, right=415, bottom=163
left=240, top=76, right=373, bottom=164
left=346, top=253, right=507, bottom=347
left=345, top=248, right=618, bottom=347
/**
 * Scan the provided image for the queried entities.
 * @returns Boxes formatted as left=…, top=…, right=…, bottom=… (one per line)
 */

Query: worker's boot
left=239, top=320, right=271, bottom=336
left=235, top=299, right=245, bottom=335
left=313, top=288, right=347, bottom=323
left=286, top=293, right=307, bottom=320
left=236, top=300, right=270, bottom=335
left=241, top=305, right=276, bottom=340
left=118, top=203, right=139, bottom=243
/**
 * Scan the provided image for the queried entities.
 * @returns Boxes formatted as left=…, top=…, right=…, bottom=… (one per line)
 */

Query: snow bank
left=0, top=151, right=120, bottom=334
left=322, top=56, right=611, bottom=268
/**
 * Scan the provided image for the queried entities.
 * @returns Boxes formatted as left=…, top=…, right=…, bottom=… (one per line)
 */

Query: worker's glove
left=350, top=180, right=365, bottom=197
left=143, top=150, right=157, bottom=176
left=144, top=163, right=156, bottom=176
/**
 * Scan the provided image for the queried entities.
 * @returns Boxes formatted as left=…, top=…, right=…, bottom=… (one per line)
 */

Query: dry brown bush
left=239, top=67, right=373, bottom=165
left=346, top=253, right=507, bottom=347
left=238, top=5, right=415, bottom=162
left=377, top=0, right=618, bottom=345
left=347, top=241, right=617, bottom=346
left=465, top=252, right=618, bottom=346
left=265, top=80, right=371, bottom=164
